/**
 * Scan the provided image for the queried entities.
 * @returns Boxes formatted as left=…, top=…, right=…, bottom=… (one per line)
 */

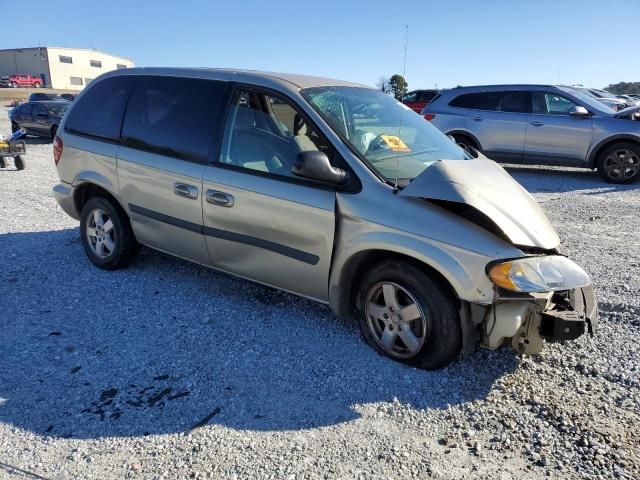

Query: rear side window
left=121, top=76, right=228, bottom=163
left=499, top=91, right=531, bottom=113
left=449, top=92, right=501, bottom=110
left=64, top=75, right=135, bottom=140
left=449, top=91, right=530, bottom=112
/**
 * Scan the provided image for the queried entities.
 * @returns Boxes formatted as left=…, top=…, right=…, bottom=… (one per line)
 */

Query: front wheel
left=357, top=261, right=462, bottom=370
left=80, top=196, right=140, bottom=270
left=453, top=135, right=480, bottom=155
left=597, top=142, right=640, bottom=183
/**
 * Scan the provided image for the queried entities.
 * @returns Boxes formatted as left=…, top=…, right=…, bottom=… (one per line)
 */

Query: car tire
left=597, top=142, right=640, bottom=184
left=11, top=122, right=19, bottom=133
left=14, top=155, right=25, bottom=170
left=34, top=82, right=41, bottom=88
left=453, top=135, right=479, bottom=154
left=356, top=260, right=461, bottom=370
left=51, top=125, right=57, bottom=139
left=80, top=196, right=140, bottom=270
left=10, top=82, right=17, bottom=88
left=0, top=158, right=6, bottom=168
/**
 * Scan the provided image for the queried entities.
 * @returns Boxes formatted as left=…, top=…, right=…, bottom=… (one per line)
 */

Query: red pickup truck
left=8, top=74, right=43, bottom=88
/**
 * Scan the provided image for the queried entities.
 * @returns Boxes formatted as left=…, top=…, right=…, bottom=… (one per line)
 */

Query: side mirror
left=569, top=106, right=590, bottom=117
left=292, top=151, right=348, bottom=185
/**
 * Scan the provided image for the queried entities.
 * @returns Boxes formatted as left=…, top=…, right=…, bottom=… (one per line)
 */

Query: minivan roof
left=105, top=67, right=369, bottom=90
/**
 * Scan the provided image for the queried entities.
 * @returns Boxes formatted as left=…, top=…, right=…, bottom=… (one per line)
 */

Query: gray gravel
left=0, top=105, right=638, bottom=479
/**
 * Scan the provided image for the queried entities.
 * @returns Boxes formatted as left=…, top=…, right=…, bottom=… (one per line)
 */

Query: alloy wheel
left=365, top=282, right=428, bottom=359
left=85, top=208, right=116, bottom=259
left=603, top=148, right=640, bottom=180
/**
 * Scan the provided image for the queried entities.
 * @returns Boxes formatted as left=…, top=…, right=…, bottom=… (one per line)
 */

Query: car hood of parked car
left=399, top=159, right=560, bottom=250
left=614, top=104, right=640, bottom=118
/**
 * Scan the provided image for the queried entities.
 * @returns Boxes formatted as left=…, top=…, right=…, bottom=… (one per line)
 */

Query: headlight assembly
left=488, top=256, right=591, bottom=293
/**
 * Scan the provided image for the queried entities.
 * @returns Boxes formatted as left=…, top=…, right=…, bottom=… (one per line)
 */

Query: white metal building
left=0, top=47, right=134, bottom=91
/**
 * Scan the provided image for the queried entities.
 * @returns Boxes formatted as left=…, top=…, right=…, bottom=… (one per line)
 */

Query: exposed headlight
left=487, top=256, right=591, bottom=293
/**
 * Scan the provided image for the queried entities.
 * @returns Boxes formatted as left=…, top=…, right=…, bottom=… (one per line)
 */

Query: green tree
left=388, top=74, right=408, bottom=100
left=605, top=81, right=640, bottom=95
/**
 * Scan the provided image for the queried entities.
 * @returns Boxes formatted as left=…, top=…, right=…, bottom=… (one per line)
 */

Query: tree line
left=604, top=82, right=640, bottom=95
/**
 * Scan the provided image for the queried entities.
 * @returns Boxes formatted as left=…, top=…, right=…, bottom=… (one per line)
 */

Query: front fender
left=329, top=219, right=498, bottom=318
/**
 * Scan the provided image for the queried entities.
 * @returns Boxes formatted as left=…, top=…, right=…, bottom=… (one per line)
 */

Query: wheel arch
left=587, top=135, right=640, bottom=168
left=73, top=179, right=126, bottom=218
left=445, top=129, right=482, bottom=150
left=329, top=248, right=470, bottom=321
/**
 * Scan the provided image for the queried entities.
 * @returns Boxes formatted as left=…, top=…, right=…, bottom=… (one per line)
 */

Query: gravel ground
left=0, top=105, right=638, bottom=480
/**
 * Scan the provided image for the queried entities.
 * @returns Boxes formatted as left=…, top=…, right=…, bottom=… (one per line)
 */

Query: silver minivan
left=424, top=84, right=640, bottom=183
left=53, top=68, right=597, bottom=369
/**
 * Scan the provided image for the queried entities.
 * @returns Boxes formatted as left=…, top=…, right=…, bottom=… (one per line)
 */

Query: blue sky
left=6, top=0, right=639, bottom=90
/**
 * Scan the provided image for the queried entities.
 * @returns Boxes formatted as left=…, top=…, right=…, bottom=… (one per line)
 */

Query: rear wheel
left=51, top=125, right=58, bottom=139
left=10, top=82, right=17, bottom=88
left=597, top=142, right=640, bottom=183
left=11, top=122, right=19, bottom=133
left=80, top=196, right=140, bottom=270
left=33, top=82, right=41, bottom=88
left=357, top=260, right=462, bottom=370
left=14, top=156, right=25, bottom=170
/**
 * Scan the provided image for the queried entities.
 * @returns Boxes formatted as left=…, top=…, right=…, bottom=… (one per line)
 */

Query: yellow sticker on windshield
left=380, top=135, right=411, bottom=152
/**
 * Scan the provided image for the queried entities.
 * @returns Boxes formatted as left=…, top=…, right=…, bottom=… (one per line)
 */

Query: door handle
left=471, top=117, right=484, bottom=122
left=206, top=190, right=234, bottom=208
left=174, top=183, right=198, bottom=200
left=529, top=121, right=544, bottom=127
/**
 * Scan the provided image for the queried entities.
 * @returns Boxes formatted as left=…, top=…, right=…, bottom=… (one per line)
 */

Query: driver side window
left=533, top=92, right=578, bottom=115
left=220, top=90, right=332, bottom=178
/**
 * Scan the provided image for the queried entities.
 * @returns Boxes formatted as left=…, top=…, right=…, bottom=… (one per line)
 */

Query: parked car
left=9, top=101, right=70, bottom=138
left=566, top=86, right=628, bottom=111
left=7, top=74, right=43, bottom=88
left=423, top=84, right=640, bottom=183
left=52, top=69, right=596, bottom=370
left=28, top=93, right=66, bottom=102
left=0, top=76, right=10, bottom=88
left=402, top=89, right=439, bottom=113
left=617, top=94, right=640, bottom=106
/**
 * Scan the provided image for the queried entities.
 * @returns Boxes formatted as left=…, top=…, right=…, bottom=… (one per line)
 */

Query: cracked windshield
left=303, top=86, right=470, bottom=183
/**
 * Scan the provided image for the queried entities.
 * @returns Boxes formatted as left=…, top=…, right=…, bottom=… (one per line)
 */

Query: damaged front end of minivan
left=400, top=158, right=597, bottom=355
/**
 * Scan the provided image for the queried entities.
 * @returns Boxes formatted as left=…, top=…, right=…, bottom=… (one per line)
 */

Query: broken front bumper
left=540, top=286, right=598, bottom=341
left=480, top=285, right=597, bottom=355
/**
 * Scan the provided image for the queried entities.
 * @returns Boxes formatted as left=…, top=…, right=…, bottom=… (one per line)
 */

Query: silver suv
left=53, top=69, right=597, bottom=369
left=423, top=84, right=640, bottom=183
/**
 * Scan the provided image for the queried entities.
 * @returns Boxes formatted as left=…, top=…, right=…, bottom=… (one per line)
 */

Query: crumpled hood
left=400, top=159, right=560, bottom=249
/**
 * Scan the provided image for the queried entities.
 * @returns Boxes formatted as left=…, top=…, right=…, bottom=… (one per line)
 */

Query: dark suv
left=9, top=101, right=70, bottom=138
